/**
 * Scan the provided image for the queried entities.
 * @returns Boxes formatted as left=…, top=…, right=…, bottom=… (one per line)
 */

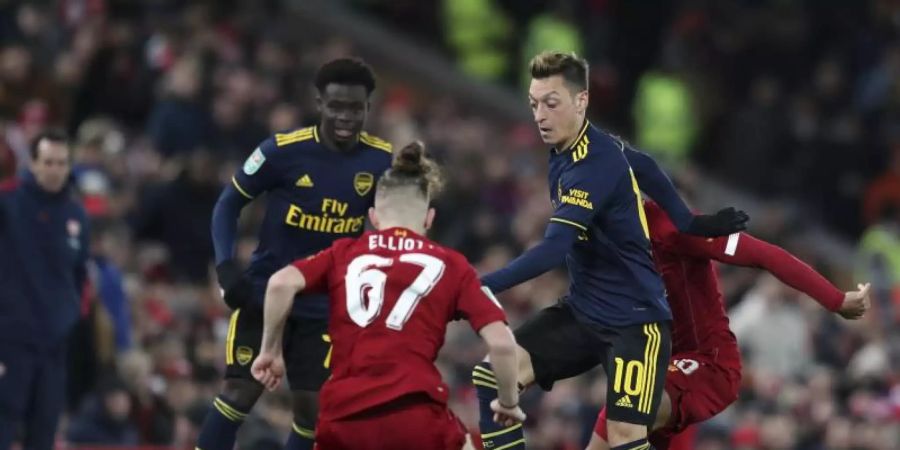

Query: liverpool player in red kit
left=251, top=142, right=526, bottom=450
left=588, top=200, right=871, bottom=450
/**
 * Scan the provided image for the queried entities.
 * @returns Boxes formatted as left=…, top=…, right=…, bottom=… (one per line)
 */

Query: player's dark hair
left=529, top=51, right=589, bottom=92
left=314, top=57, right=376, bottom=95
left=30, top=128, right=70, bottom=161
left=377, top=141, right=443, bottom=199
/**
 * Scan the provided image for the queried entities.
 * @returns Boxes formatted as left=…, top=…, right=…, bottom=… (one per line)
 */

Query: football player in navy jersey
left=476, top=52, right=749, bottom=450
left=198, top=58, right=393, bottom=450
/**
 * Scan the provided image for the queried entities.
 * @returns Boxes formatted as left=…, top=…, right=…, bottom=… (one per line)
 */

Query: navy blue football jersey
left=232, top=126, right=392, bottom=318
left=548, top=121, right=671, bottom=327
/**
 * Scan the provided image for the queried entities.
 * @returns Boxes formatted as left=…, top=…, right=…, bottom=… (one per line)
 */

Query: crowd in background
left=0, top=0, right=897, bottom=449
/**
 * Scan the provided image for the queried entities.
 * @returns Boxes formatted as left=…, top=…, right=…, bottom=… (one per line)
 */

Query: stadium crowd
left=0, top=0, right=897, bottom=449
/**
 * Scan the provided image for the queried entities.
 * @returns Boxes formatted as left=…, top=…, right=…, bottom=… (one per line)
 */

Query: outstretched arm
left=480, top=222, right=580, bottom=294
left=624, top=147, right=748, bottom=237
left=668, top=231, right=868, bottom=316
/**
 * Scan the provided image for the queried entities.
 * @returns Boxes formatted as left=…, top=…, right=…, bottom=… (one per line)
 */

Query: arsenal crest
left=236, top=346, right=254, bottom=366
left=354, top=172, right=374, bottom=196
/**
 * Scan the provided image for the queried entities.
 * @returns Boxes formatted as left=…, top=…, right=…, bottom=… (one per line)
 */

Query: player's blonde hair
left=376, top=141, right=444, bottom=200
left=529, top=51, right=589, bottom=92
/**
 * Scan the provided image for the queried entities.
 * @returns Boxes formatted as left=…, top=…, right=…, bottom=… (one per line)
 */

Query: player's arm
left=254, top=248, right=335, bottom=390
left=457, top=267, right=525, bottom=424
left=211, top=140, right=279, bottom=308
left=667, top=231, right=869, bottom=318
left=624, top=146, right=749, bottom=237
left=480, top=222, right=580, bottom=294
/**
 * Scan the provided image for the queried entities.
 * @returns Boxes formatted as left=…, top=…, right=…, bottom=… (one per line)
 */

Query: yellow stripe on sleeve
left=549, top=217, right=588, bottom=231
left=473, top=379, right=499, bottom=390
left=231, top=177, right=254, bottom=200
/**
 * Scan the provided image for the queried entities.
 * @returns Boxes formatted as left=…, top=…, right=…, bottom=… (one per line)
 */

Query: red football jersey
left=645, top=201, right=843, bottom=366
left=291, top=227, right=507, bottom=421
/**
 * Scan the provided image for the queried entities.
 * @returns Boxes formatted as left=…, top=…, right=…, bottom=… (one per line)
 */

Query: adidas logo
left=615, top=395, right=634, bottom=409
left=296, top=174, right=314, bottom=188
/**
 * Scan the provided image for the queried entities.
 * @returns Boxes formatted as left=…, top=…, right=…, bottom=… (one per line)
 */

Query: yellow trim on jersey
left=628, top=169, right=650, bottom=239
left=231, top=177, right=254, bottom=200
left=629, top=444, right=650, bottom=450
left=549, top=217, right=588, bottom=232
left=292, top=423, right=315, bottom=439
left=481, top=423, right=522, bottom=439
left=312, top=126, right=320, bottom=143
left=360, top=132, right=393, bottom=153
left=225, top=309, right=240, bottom=365
left=472, top=379, right=499, bottom=390
left=572, top=136, right=590, bottom=162
left=275, top=127, right=315, bottom=146
left=493, top=439, right=527, bottom=450
left=638, top=323, right=661, bottom=414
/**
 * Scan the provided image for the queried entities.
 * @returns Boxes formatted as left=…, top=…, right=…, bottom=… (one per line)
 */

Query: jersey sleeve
left=665, top=232, right=844, bottom=311
left=291, top=247, right=336, bottom=294
left=550, top=155, right=626, bottom=231
left=231, top=137, right=282, bottom=200
left=455, top=264, right=507, bottom=332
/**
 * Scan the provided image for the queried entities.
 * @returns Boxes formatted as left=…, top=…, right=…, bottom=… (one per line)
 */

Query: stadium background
left=1, top=0, right=898, bottom=449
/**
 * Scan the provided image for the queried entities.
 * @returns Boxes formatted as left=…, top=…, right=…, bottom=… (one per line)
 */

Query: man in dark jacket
left=0, top=130, right=89, bottom=450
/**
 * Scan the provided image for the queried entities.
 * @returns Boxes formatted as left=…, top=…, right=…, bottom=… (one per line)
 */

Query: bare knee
left=291, top=389, right=319, bottom=427
left=585, top=432, right=610, bottom=450
left=221, top=378, right=264, bottom=412
left=607, top=420, right=647, bottom=447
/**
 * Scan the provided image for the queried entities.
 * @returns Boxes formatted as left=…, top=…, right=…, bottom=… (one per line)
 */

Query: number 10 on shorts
left=612, top=357, right=645, bottom=396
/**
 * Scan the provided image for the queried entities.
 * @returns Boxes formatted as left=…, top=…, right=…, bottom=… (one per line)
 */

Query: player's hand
left=686, top=207, right=750, bottom=237
left=838, top=283, right=871, bottom=320
left=216, top=260, right=253, bottom=310
left=251, top=352, right=285, bottom=391
left=490, top=399, right=526, bottom=427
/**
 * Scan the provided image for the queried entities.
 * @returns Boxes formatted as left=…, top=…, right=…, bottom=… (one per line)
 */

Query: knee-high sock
left=473, top=362, right=525, bottom=450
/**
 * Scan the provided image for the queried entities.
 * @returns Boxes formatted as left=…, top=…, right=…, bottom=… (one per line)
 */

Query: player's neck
left=377, top=219, right=424, bottom=235
left=558, top=116, right=588, bottom=151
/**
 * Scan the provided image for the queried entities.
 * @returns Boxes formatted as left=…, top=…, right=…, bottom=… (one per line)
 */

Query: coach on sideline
left=0, top=130, right=90, bottom=450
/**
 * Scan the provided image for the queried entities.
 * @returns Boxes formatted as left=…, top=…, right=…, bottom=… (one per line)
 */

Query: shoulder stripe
left=275, top=127, right=315, bottom=146
left=360, top=133, right=393, bottom=153
left=549, top=217, right=588, bottom=231
left=231, top=177, right=254, bottom=199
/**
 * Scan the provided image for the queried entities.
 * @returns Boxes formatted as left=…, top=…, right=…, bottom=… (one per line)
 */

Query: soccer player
left=251, top=142, right=525, bottom=450
left=587, top=200, right=871, bottom=450
left=198, top=58, right=393, bottom=450
left=475, top=51, right=749, bottom=450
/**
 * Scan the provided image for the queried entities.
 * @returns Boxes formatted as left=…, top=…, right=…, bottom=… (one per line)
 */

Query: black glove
left=685, top=207, right=749, bottom=237
left=216, top=260, right=253, bottom=310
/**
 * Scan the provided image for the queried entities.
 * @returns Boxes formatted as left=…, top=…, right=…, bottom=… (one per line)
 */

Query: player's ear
left=424, top=207, right=436, bottom=230
left=315, top=93, right=323, bottom=114
left=368, top=207, right=379, bottom=229
left=575, top=90, right=588, bottom=114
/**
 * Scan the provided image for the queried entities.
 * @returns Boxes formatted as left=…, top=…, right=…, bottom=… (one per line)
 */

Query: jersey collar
left=552, top=119, right=590, bottom=155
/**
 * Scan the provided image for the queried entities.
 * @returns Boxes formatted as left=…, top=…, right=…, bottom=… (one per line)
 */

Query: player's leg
left=604, top=321, right=672, bottom=450
left=197, top=308, right=264, bottom=450
left=0, top=342, right=36, bottom=449
left=22, top=347, right=67, bottom=450
left=586, top=392, right=672, bottom=450
left=284, top=317, right=332, bottom=450
left=474, top=301, right=604, bottom=450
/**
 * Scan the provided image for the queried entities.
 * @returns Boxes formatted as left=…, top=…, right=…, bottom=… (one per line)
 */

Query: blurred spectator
left=146, top=57, right=212, bottom=158
left=67, top=377, right=140, bottom=446
left=442, top=0, right=513, bottom=82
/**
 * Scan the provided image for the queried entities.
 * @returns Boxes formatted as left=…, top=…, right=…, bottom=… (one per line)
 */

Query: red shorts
left=316, top=395, right=467, bottom=450
left=594, top=352, right=741, bottom=449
